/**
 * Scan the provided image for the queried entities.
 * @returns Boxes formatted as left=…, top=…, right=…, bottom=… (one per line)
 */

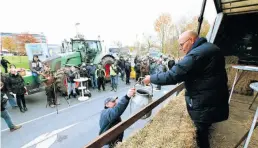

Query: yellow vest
left=110, top=65, right=117, bottom=76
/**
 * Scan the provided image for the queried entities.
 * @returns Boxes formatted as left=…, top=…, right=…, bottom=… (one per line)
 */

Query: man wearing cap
left=99, top=88, right=136, bottom=147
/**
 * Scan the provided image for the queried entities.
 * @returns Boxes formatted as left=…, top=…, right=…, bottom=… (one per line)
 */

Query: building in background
left=0, top=32, right=47, bottom=54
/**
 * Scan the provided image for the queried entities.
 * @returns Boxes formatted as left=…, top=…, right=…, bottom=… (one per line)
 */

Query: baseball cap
left=104, top=97, right=118, bottom=106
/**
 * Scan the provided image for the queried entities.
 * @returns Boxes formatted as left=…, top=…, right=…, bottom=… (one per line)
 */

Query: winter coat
left=134, top=63, right=141, bottom=73
left=118, top=59, right=125, bottom=70
left=7, top=73, right=25, bottom=95
left=99, top=95, right=130, bottom=145
left=96, top=68, right=105, bottom=78
left=140, top=62, right=149, bottom=73
left=125, top=61, right=131, bottom=73
left=66, top=70, right=76, bottom=83
left=150, top=38, right=229, bottom=124
left=31, top=61, right=43, bottom=73
left=89, top=65, right=97, bottom=76
left=0, top=59, right=10, bottom=67
left=156, top=64, right=164, bottom=74
left=1, top=92, right=8, bottom=111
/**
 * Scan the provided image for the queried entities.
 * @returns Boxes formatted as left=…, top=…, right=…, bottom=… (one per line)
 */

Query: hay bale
left=225, top=56, right=258, bottom=95
left=225, top=56, right=239, bottom=65
left=116, top=90, right=196, bottom=148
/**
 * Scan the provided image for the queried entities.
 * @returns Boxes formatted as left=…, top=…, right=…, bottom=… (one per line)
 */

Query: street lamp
left=75, top=23, right=80, bottom=38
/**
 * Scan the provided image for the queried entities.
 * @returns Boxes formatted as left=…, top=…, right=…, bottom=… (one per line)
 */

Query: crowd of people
left=1, top=30, right=230, bottom=148
left=99, top=30, right=229, bottom=148
left=134, top=54, right=175, bottom=90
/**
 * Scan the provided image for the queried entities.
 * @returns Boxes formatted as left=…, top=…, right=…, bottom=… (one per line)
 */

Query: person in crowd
left=86, top=63, right=92, bottom=88
left=1, top=81, right=22, bottom=132
left=168, top=59, right=176, bottom=70
left=110, top=62, right=118, bottom=92
left=10, top=64, right=25, bottom=73
left=134, top=55, right=140, bottom=65
left=149, top=59, right=157, bottom=75
left=31, top=55, right=43, bottom=88
left=7, top=68, right=27, bottom=113
left=89, top=63, right=98, bottom=89
left=66, top=66, right=77, bottom=98
left=99, top=88, right=136, bottom=147
left=0, top=69, right=18, bottom=108
left=79, top=63, right=89, bottom=77
left=40, top=65, right=57, bottom=108
left=117, top=56, right=125, bottom=81
left=96, top=64, right=106, bottom=92
left=140, top=59, right=150, bottom=77
left=134, top=60, right=141, bottom=82
left=125, top=58, right=131, bottom=85
left=155, top=60, right=165, bottom=90
left=143, top=30, right=229, bottom=148
left=1, top=57, right=10, bottom=73
left=80, top=62, right=90, bottom=89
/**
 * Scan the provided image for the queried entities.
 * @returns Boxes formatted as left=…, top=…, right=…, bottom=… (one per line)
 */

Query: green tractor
left=24, top=37, right=117, bottom=95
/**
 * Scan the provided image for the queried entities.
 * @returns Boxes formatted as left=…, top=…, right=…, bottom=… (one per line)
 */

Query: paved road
left=1, top=81, right=176, bottom=148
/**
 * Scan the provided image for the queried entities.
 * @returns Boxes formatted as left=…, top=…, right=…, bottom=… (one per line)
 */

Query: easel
left=234, top=107, right=258, bottom=148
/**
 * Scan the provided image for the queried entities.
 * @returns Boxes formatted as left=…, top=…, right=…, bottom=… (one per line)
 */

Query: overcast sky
left=0, top=0, right=217, bottom=46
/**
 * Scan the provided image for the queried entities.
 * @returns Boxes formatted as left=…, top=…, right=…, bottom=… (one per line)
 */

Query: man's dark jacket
left=99, top=95, right=130, bottom=145
left=1, top=59, right=10, bottom=67
left=7, top=73, right=25, bottom=95
left=118, top=59, right=125, bottom=70
left=150, top=38, right=229, bottom=123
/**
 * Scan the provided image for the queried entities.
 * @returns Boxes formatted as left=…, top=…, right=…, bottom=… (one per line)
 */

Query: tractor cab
left=71, top=38, right=102, bottom=64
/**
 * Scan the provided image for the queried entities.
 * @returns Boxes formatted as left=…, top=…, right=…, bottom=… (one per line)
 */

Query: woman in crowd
left=7, top=68, right=27, bottom=113
left=31, top=55, right=43, bottom=87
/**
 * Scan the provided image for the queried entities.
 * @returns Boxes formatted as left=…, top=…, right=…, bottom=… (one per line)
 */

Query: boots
left=10, top=125, right=22, bottom=132
left=24, top=107, right=28, bottom=111
left=19, top=107, right=25, bottom=113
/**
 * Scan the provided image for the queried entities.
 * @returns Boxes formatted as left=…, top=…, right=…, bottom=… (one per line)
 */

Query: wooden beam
left=84, top=83, right=185, bottom=148
left=222, top=0, right=248, bottom=4
left=223, top=3, right=258, bottom=10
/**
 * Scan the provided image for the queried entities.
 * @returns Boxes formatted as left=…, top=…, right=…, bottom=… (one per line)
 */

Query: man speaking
left=143, top=30, right=229, bottom=148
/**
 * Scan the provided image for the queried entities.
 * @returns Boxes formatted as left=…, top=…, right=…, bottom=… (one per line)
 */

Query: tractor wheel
left=101, top=56, right=115, bottom=81
left=54, top=68, right=68, bottom=96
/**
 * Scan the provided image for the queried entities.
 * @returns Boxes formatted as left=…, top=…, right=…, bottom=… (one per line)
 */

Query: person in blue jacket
left=143, top=30, right=229, bottom=148
left=99, top=88, right=136, bottom=148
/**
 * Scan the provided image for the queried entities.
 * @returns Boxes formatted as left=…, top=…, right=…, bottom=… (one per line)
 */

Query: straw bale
left=225, top=56, right=258, bottom=95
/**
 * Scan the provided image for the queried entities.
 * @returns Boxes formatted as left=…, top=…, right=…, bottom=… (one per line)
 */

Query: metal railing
left=84, top=83, right=185, bottom=148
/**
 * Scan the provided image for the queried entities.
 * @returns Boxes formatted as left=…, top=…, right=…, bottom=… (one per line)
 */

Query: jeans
left=90, top=75, right=98, bottom=88
left=7, top=94, right=17, bottom=107
left=194, top=122, right=212, bottom=148
left=68, top=82, right=76, bottom=95
left=120, top=70, right=125, bottom=81
left=111, top=75, right=118, bottom=89
left=1, top=110, right=15, bottom=129
left=32, top=73, right=41, bottom=87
